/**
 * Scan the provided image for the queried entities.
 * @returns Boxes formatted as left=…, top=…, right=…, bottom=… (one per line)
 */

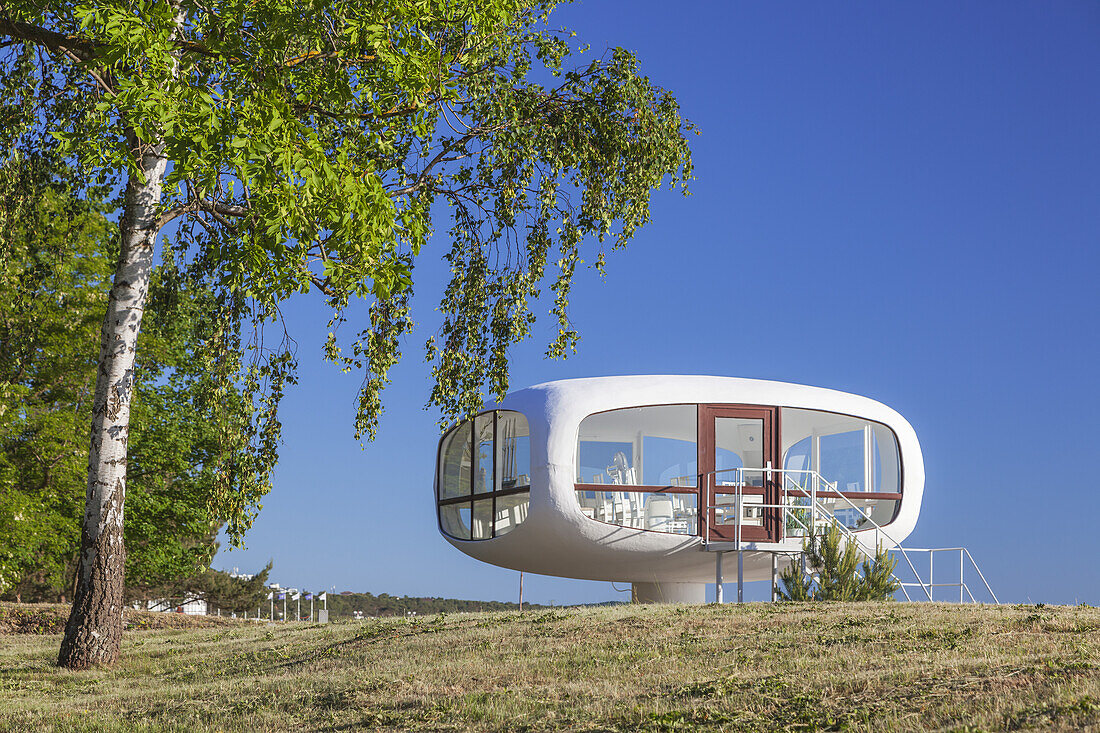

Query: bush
left=778, top=522, right=899, bottom=601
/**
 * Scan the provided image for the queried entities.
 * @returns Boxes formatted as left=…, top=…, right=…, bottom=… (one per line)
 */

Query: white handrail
left=699, top=465, right=996, bottom=603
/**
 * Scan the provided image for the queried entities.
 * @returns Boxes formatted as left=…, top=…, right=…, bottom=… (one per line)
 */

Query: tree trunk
left=57, top=143, right=167, bottom=669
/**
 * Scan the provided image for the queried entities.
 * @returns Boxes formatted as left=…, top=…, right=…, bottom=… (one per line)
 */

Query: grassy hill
left=0, top=602, right=1097, bottom=731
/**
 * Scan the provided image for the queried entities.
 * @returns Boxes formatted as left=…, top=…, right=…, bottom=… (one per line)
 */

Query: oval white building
left=434, top=375, right=924, bottom=603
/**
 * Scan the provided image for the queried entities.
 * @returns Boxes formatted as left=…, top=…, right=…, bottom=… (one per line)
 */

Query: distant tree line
left=326, top=592, right=545, bottom=619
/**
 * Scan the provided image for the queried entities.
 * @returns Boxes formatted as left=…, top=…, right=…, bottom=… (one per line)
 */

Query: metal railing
left=888, top=547, right=998, bottom=604
left=701, top=466, right=997, bottom=604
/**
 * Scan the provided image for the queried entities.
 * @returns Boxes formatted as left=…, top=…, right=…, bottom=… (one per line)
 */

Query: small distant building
left=145, top=597, right=208, bottom=615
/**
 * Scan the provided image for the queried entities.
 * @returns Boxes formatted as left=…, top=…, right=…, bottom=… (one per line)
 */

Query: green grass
left=1, top=602, right=1098, bottom=731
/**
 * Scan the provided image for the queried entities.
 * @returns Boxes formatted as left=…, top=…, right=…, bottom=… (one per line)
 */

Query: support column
left=715, top=552, right=724, bottom=604
left=737, top=550, right=744, bottom=603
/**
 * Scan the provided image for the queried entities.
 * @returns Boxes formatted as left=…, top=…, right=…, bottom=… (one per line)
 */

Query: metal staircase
left=701, top=466, right=998, bottom=604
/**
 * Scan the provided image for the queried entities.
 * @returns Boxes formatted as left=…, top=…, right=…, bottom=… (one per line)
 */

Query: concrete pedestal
left=631, top=582, right=706, bottom=604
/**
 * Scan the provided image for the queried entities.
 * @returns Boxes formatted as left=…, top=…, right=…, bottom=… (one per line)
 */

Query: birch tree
left=0, top=148, right=283, bottom=605
left=0, top=0, right=693, bottom=668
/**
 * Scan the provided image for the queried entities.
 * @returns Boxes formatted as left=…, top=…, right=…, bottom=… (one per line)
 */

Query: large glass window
left=575, top=405, right=698, bottom=535
left=780, top=408, right=901, bottom=530
left=437, top=411, right=531, bottom=541
left=576, top=405, right=697, bottom=486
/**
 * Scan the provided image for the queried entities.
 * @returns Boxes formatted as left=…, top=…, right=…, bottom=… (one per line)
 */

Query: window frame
left=436, top=410, right=531, bottom=541
left=572, top=403, right=904, bottom=536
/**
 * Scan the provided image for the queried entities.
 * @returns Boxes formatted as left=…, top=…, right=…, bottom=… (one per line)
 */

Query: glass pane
left=576, top=491, right=697, bottom=535
left=440, top=502, right=471, bottom=540
left=494, top=491, right=530, bottom=537
left=642, top=436, right=697, bottom=487
left=828, top=498, right=898, bottom=531
left=498, top=412, right=531, bottom=490
left=783, top=497, right=813, bottom=538
left=713, top=493, right=764, bottom=527
left=779, top=408, right=901, bottom=495
left=472, top=499, right=493, bottom=540
left=474, top=413, right=494, bottom=495
left=820, top=430, right=864, bottom=492
left=578, top=440, right=634, bottom=484
left=576, top=405, right=696, bottom=485
left=871, top=424, right=900, bottom=493
left=783, top=436, right=813, bottom=491
left=439, top=422, right=472, bottom=500
left=789, top=497, right=899, bottom=534
left=714, top=418, right=764, bottom=487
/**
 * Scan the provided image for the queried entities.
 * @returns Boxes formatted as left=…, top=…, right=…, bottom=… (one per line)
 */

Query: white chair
left=645, top=495, right=674, bottom=532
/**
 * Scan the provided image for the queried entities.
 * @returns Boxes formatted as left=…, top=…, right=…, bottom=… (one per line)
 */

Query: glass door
left=699, top=405, right=779, bottom=542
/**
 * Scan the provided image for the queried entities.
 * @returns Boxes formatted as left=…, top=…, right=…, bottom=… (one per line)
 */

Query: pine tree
left=777, top=522, right=900, bottom=601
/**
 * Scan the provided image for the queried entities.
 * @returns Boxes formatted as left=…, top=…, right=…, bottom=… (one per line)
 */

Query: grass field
left=1, top=602, right=1098, bottom=731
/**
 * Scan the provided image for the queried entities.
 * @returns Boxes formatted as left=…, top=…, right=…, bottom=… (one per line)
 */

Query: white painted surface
left=437, top=375, right=924, bottom=584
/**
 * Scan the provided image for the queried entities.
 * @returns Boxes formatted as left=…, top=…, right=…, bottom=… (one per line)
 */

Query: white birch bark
left=56, top=0, right=188, bottom=669
left=57, top=142, right=168, bottom=668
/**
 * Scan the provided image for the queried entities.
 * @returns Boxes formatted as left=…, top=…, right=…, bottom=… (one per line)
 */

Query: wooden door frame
left=698, top=404, right=781, bottom=542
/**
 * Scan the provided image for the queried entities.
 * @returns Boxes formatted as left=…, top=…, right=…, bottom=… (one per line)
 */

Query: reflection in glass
left=440, top=503, right=471, bottom=540
left=474, top=413, right=494, bottom=494
left=782, top=497, right=898, bottom=536
left=578, top=441, right=634, bottom=484
left=830, top=499, right=898, bottom=531
left=439, top=423, right=471, bottom=500
left=576, top=491, right=698, bottom=535
left=779, top=408, right=901, bottom=495
left=783, top=436, right=813, bottom=492
left=783, top=497, right=813, bottom=538
left=438, top=411, right=532, bottom=541
left=472, top=499, right=493, bottom=540
left=498, top=412, right=531, bottom=489
left=642, top=436, right=697, bottom=486
left=495, top=492, right=530, bottom=537
left=820, top=430, right=864, bottom=492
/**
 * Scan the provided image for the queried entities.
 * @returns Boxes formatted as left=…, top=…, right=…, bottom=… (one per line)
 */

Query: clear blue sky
left=216, top=1, right=1100, bottom=605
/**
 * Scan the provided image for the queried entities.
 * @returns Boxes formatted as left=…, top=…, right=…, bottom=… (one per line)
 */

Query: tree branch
left=0, top=17, right=114, bottom=93
left=0, top=18, right=96, bottom=60
left=388, top=132, right=479, bottom=198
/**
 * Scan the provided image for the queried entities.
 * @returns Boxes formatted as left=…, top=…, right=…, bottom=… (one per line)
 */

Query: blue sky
left=216, top=1, right=1100, bottom=605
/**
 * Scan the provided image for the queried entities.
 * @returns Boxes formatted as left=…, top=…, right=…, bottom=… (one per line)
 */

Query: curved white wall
left=435, top=375, right=924, bottom=584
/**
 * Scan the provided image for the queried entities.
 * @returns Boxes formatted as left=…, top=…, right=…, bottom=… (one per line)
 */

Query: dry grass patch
left=0, top=602, right=1097, bottom=731
left=0, top=602, right=242, bottom=635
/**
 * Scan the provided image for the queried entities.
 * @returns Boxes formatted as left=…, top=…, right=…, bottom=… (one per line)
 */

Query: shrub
left=778, top=522, right=900, bottom=601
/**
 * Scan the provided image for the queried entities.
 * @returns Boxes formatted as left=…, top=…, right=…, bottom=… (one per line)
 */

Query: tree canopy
left=1, top=0, right=693, bottom=667
left=2, top=0, right=693, bottom=434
